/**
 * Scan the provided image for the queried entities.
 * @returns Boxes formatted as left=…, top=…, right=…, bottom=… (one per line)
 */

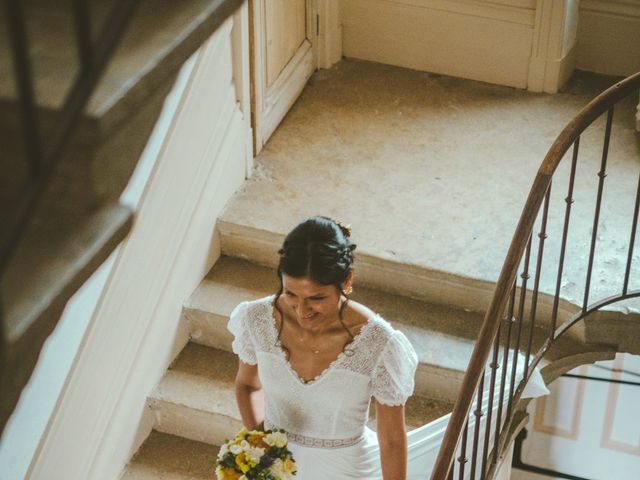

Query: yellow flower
left=235, top=452, right=250, bottom=473
left=217, top=466, right=241, bottom=480
left=283, top=458, right=296, bottom=474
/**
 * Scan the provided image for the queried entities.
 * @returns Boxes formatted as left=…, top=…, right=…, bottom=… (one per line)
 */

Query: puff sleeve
left=371, top=330, right=418, bottom=406
left=227, top=301, right=257, bottom=365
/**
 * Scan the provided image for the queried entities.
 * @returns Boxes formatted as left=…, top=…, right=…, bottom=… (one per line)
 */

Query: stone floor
left=221, top=59, right=640, bottom=311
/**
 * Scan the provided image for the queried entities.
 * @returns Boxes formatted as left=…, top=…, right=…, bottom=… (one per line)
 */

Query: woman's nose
left=296, top=301, right=311, bottom=315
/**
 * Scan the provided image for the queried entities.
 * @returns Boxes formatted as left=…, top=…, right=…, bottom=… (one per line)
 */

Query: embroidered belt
left=287, top=431, right=363, bottom=449
left=264, top=420, right=363, bottom=449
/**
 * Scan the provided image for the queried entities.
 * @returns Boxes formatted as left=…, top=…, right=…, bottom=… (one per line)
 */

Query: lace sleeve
left=371, top=330, right=418, bottom=406
left=227, top=301, right=257, bottom=365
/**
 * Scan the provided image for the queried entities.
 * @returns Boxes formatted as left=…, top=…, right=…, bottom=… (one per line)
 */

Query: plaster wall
left=340, top=0, right=638, bottom=91
left=341, top=0, right=536, bottom=89
left=23, top=6, right=252, bottom=480
left=576, top=0, right=640, bottom=76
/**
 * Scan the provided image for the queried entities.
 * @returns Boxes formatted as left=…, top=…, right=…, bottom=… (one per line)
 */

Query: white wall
left=577, top=0, right=640, bottom=76
left=512, top=353, right=640, bottom=480
left=24, top=5, right=252, bottom=479
left=0, top=42, right=197, bottom=480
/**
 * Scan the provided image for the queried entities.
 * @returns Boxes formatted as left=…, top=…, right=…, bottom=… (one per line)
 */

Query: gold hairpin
left=335, top=219, right=352, bottom=237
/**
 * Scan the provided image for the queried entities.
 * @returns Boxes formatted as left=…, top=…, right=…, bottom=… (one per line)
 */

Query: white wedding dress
left=228, top=295, right=549, bottom=480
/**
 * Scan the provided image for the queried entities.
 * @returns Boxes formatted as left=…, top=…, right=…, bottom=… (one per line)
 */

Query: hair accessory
left=334, top=219, right=352, bottom=238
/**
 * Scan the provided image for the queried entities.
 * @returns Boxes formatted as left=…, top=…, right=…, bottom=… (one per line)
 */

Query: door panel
left=265, top=0, right=307, bottom=87
left=251, top=0, right=316, bottom=154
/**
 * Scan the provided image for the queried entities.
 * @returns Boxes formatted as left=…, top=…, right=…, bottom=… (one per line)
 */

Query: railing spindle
left=525, top=183, right=552, bottom=378
left=623, top=171, right=640, bottom=295
left=507, top=234, right=532, bottom=420
left=583, top=107, right=614, bottom=311
left=481, top=325, right=501, bottom=477
left=0, top=0, right=141, bottom=276
left=458, top=419, right=469, bottom=480
left=551, top=138, right=579, bottom=335
left=493, top=281, right=516, bottom=465
left=4, top=0, right=43, bottom=177
left=73, top=0, right=94, bottom=71
left=469, top=371, right=485, bottom=479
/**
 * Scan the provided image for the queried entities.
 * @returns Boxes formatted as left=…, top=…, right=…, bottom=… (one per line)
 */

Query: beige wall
left=339, top=0, right=638, bottom=92
left=341, top=0, right=537, bottom=89
left=25, top=6, right=252, bottom=480
left=577, top=1, right=640, bottom=76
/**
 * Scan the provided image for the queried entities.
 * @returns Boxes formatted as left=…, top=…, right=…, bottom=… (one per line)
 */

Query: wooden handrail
left=430, top=71, right=640, bottom=480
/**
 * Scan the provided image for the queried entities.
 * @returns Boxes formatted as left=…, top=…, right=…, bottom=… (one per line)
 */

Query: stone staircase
left=0, top=0, right=242, bottom=435
left=118, top=58, right=639, bottom=479
left=121, top=244, right=609, bottom=478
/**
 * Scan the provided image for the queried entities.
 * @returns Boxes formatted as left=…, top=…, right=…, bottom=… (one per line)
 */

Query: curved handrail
left=430, top=71, right=640, bottom=480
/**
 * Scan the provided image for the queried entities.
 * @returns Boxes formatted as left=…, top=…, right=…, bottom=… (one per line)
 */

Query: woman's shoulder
left=230, top=295, right=276, bottom=328
left=362, top=311, right=416, bottom=360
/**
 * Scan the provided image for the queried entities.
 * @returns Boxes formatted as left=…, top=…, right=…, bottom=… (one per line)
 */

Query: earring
left=345, top=286, right=353, bottom=295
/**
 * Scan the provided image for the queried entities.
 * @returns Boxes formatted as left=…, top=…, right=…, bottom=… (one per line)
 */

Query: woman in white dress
left=229, top=216, right=419, bottom=479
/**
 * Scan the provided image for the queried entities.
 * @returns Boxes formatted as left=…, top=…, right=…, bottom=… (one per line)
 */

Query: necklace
left=297, top=332, right=323, bottom=354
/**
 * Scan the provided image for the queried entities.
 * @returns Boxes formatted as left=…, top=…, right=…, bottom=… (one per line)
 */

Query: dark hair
left=273, top=216, right=357, bottom=349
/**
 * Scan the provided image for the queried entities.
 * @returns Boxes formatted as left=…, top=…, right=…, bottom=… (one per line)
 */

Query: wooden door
left=251, top=0, right=316, bottom=154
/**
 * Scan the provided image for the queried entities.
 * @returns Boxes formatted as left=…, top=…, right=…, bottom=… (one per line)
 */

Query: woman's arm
left=375, top=401, right=408, bottom=480
left=235, top=360, right=265, bottom=430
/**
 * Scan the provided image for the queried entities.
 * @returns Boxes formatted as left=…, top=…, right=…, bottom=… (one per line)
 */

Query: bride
left=229, top=215, right=417, bottom=479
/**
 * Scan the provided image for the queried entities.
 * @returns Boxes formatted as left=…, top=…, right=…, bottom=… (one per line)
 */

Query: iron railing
left=0, top=0, right=245, bottom=438
left=0, top=0, right=141, bottom=276
left=430, top=71, right=640, bottom=480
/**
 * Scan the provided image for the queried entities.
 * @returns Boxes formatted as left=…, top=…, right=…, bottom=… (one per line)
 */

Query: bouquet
left=215, top=427, right=297, bottom=480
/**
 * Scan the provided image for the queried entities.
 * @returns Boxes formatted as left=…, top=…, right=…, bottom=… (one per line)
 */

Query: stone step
left=148, top=343, right=453, bottom=447
left=121, top=431, right=218, bottom=480
left=185, top=256, right=609, bottom=402
left=217, top=218, right=498, bottom=316
left=185, top=255, right=488, bottom=401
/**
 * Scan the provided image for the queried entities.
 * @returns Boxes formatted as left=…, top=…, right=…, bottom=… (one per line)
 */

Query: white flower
left=218, top=442, right=229, bottom=459
left=271, top=459, right=285, bottom=478
left=270, top=458, right=295, bottom=480
left=244, top=445, right=265, bottom=464
left=229, top=443, right=243, bottom=455
left=240, top=439, right=251, bottom=451
left=264, top=431, right=288, bottom=448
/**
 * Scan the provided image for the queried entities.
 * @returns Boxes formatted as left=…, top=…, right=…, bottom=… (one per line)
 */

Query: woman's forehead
left=282, top=275, right=334, bottom=295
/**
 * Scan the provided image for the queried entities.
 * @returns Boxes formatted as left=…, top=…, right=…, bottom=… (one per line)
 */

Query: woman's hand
left=235, top=360, right=265, bottom=430
left=375, top=400, right=408, bottom=480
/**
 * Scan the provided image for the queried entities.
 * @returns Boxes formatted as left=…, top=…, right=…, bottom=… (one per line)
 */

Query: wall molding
left=601, top=354, right=640, bottom=455
left=533, top=365, right=587, bottom=440
left=317, top=0, right=342, bottom=69
left=581, top=0, right=640, bottom=18
left=384, top=0, right=537, bottom=26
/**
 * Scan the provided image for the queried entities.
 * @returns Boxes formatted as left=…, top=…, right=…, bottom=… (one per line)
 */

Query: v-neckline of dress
left=267, top=295, right=377, bottom=387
